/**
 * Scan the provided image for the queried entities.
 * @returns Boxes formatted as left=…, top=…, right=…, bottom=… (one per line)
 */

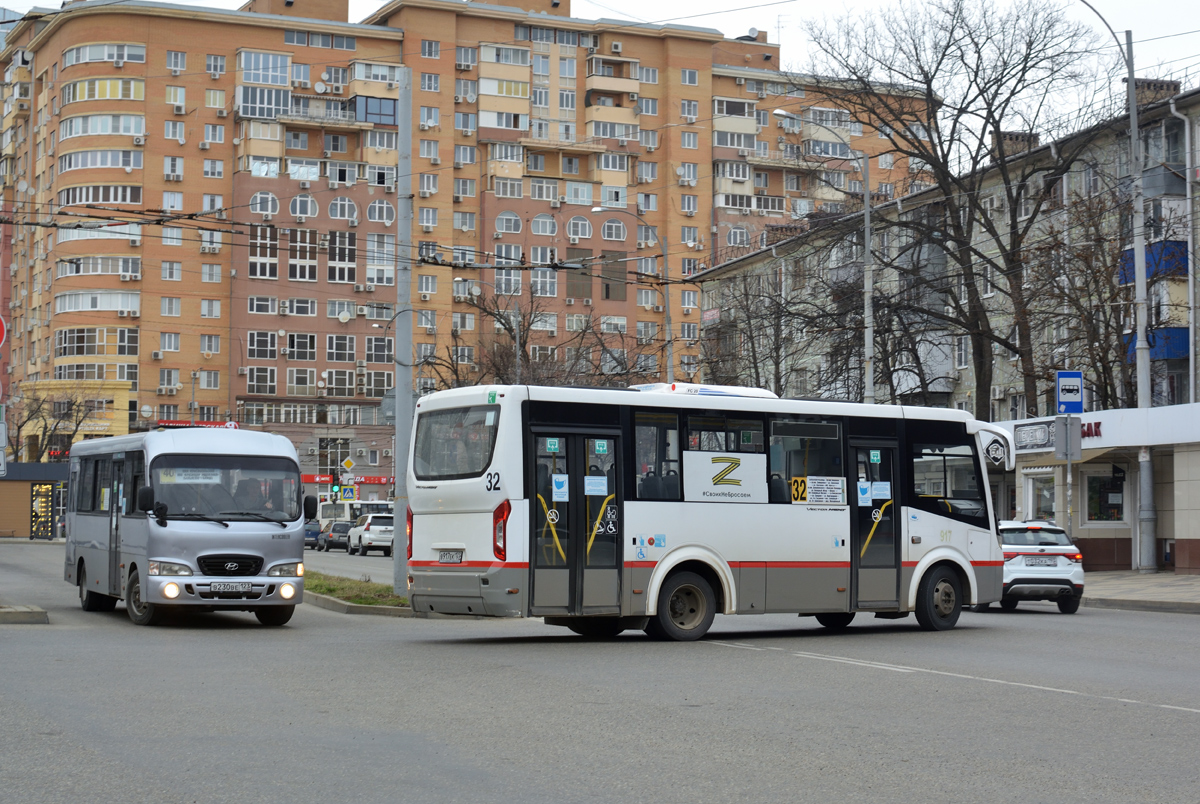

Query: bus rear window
left=413, top=405, right=500, bottom=480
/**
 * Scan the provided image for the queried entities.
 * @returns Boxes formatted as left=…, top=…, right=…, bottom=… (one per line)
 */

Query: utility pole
left=393, top=66, right=415, bottom=595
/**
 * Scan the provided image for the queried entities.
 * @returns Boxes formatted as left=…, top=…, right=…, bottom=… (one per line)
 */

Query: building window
left=161, top=297, right=181, bottom=316
left=681, top=69, right=698, bottom=86
left=326, top=335, right=356, bottom=362
left=200, top=300, right=221, bottom=318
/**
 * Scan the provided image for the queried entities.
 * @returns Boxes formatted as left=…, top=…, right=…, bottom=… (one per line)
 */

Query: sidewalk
left=1082, top=571, right=1200, bottom=615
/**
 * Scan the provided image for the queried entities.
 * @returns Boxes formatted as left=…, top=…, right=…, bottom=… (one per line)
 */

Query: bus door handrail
left=536, top=494, right=567, bottom=563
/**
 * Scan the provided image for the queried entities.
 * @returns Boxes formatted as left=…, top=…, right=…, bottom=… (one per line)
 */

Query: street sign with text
left=1056, top=370, right=1083, bottom=414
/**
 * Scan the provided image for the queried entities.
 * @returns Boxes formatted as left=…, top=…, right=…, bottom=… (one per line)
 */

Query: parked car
left=347, top=514, right=395, bottom=557
left=318, top=521, right=353, bottom=552
left=982, top=520, right=1084, bottom=614
left=303, top=520, right=321, bottom=550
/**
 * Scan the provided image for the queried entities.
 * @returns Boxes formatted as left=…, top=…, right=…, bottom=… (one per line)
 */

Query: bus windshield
left=413, top=405, right=500, bottom=480
left=151, top=455, right=301, bottom=522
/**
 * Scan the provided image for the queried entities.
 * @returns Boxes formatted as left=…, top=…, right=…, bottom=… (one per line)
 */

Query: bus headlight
left=148, top=561, right=192, bottom=576
left=268, top=563, right=303, bottom=577
left=279, top=583, right=296, bottom=600
left=162, top=582, right=181, bottom=599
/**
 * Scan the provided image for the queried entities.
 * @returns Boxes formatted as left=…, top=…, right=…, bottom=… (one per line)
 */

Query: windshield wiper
left=217, top=511, right=288, bottom=528
left=165, top=512, right=230, bottom=528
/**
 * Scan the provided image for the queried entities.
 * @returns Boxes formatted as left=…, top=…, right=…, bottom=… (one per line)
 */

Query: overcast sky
left=5, top=0, right=1197, bottom=89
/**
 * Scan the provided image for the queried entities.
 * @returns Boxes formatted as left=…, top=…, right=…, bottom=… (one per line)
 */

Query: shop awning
left=1019, top=448, right=1114, bottom=469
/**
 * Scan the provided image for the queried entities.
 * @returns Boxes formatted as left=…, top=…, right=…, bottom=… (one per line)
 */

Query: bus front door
left=850, top=442, right=900, bottom=608
left=108, top=457, right=125, bottom=597
left=531, top=433, right=622, bottom=616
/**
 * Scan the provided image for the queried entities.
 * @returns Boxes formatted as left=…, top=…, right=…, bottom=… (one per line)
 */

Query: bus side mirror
left=137, top=486, right=155, bottom=513
left=303, top=495, right=318, bottom=520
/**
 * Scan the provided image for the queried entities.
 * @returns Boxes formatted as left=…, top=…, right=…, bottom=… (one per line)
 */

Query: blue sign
left=1056, top=370, right=1084, bottom=414
left=551, top=474, right=569, bottom=502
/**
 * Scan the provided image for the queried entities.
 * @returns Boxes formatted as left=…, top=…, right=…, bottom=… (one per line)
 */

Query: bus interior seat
left=606, top=466, right=615, bottom=495
left=769, top=474, right=787, bottom=503
left=660, top=470, right=680, bottom=500
left=639, top=471, right=661, bottom=499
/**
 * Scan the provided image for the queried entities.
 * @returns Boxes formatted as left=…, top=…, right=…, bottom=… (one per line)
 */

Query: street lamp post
left=590, top=207, right=674, bottom=382
left=774, top=110, right=874, bottom=404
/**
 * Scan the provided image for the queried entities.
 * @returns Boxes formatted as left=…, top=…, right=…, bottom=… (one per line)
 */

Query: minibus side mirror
left=137, top=486, right=155, bottom=513
left=303, top=495, right=318, bottom=520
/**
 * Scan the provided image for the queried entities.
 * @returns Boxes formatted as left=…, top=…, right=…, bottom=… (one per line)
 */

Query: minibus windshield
left=150, top=455, right=301, bottom=522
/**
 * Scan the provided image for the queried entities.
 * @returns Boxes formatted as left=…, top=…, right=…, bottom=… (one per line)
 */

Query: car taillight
left=493, top=499, right=511, bottom=561
left=365, top=521, right=371, bottom=532
left=1067, top=552, right=1083, bottom=563
left=406, top=506, right=413, bottom=560
left=1004, top=552, right=1018, bottom=561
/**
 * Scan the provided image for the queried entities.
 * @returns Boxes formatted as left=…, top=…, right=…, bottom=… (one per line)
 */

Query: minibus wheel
left=914, top=565, right=962, bottom=631
left=647, top=571, right=716, bottom=642
left=125, top=568, right=163, bottom=626
left=255, top=606, right=295, bottom=626
left=78, top=563, right=117, bottom=613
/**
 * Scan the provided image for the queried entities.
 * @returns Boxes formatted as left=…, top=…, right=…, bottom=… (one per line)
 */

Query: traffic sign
left=1056, top=370, right=1083, bottom=414
left=340, top=486, right=357, bottom=501
left=0, top=314, right=7, bottom=349
left=341, top=457, right=356, bottom=471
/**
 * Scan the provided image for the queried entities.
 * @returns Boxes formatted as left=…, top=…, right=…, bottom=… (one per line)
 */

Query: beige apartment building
left=0, top=0, right=912, bottom=492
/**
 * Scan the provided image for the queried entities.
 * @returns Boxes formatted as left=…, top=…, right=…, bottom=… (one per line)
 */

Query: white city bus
left=317, top=500, right=392, bottom=530
left=404, top=384, right=1014, bottom=640
left=65, top=429, right=317, bottom=626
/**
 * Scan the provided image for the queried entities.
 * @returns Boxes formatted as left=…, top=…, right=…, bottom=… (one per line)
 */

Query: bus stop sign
left=1056, top=371, right=1083, bottom=414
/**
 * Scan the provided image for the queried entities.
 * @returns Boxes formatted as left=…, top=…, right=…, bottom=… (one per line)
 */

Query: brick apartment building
left=0, top=0, right=914, bottom=496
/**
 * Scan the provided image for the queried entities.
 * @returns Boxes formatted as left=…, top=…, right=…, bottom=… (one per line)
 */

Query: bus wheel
left=78, top=563, right=117, bottom=613
left=125, top=569, right=163, bottom=626
left=255, top=606, right=295, bottom=626
left=567, top=618, right=625, bottom=638
left=815, top=612, right=855, bottom=630
left=650, top=571, right=716, bottom=642
left=914, top=566, right=962, bottom=631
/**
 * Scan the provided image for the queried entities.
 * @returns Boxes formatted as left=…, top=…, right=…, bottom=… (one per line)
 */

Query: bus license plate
left=438, top=551, right=463, bottom=564
left=211, top=582, right=253, bottom=592
left=1026, top=556, right=1057, bottom=566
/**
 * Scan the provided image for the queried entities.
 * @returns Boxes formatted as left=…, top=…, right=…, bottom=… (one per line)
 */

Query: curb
left=0, top=538, right=65, bottom=545
left=0, top=606, right=50, bottom=624
left=302, top=590, right=414, bottom=617
left=1083, top=597, right=1200, bottom=615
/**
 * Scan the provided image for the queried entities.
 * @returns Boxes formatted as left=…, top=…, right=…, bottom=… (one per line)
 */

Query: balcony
left=747, top=149, right=819, bottom=169
left=276, top=107, right=373, bottom=131
left=517, top=135, right=608, bottom=153
left=585, top=73, right=640, bottom=97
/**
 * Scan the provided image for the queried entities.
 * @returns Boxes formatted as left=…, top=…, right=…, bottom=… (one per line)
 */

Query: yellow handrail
left=859, top=499, right=894, bottom=559
left=587, top=494, right=615, bottom=559
left=536, top=494, right=567, bottom=563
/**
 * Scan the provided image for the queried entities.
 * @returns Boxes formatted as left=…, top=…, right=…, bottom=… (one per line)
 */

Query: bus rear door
left=530, top=431, right=622, bottom=616
left=849, top=439, right=901, bottom=609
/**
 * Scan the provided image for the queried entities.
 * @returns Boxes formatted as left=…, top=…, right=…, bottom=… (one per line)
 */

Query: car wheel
left=815, top=612, right=855, bottom=630
left=125, top=568, right=163, bottom=626
left=999, top=598, right=1019, bottom=611
left=1057, top=595, right=1081, bottom=614
left=359, top=539, right=366, bottom=556
left=347, top=541, right=355, bottom=554
left=648, top=571, right=716, bottom=642
left=383, top=547, right=392, bottom=558
left=914, top=565, right=962, bottom=631
left=255, top=605, right=295, bottom=626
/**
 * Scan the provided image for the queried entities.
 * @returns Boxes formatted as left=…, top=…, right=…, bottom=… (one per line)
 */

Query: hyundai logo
left=225, top=562, right=240, bottom=571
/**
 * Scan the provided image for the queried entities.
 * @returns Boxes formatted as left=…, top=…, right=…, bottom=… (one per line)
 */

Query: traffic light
left=331, top=484, right=340, bottom=496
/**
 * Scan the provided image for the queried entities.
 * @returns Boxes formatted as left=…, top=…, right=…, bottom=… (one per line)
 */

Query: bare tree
left=6, top=387, right=97, bottom=462
left=799, top=0, right=1116, bottom=418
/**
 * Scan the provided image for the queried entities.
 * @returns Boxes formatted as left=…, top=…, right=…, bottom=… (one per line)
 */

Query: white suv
left=347, top=514, right=395, bottom=557
left=987, top=520, right=1084, bottom=614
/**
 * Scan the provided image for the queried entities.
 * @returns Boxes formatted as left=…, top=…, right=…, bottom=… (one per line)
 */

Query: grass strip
left=304, top=569, right=409, bottom=607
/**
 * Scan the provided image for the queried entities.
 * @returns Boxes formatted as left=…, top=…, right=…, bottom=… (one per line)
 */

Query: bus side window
left=686, top=415, right=726, bottom=452
left=768, top=420, right=843, bottom=504
left=77, top=459, right=96, bottom=513
left=94, top=459, right=112, bottom=512
left=907, top=421, right=988, bottom=528
left=634, top=411, right=680, bottom=500
left=124, top=452, right=145, bottom=515
left=727, top=419, right=764, bottom=454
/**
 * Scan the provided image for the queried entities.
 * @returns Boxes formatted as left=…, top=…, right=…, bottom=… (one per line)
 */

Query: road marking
left=707, top=641, right=1199, bottom=714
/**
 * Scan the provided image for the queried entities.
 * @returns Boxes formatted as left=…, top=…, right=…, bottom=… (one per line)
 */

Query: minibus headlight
left=162, top=582, right=181, bottom=599
left=268, top=562, right=303, bottom=577
left=280, top=583, right=296, bottom=600
left=148, top=561, right=193, bottom=576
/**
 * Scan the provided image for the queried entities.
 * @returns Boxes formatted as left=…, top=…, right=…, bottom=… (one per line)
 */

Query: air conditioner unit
left=611, top=41, right=623, bottom=53
left=167, top=388, right=177, bottom=396
left=420, top=293, right=431, bottom=301
left=568, top=236, right=580, bottom=245
left=426, top=327, right=437, bottom=335
left=165, top=174, right=182, bottom=182
left=693, top=242, right=704, bottom=251
left=211, top=72, right=222, bottom=81
left=684, top=210, right=696, bottom=217
left=129, top=238, right=142, bottom=246
left=419, top=122, right=429, bottom=131
left=738, top=149, right=749, bottom=157
left=356, top=306, right=369, bottom=315
left=261, top=213, right=273, bottom=222
left=133, top=136, right=145, bottom=146
left=385, top=184, right=395, bottom=193
left=117, top=310, right=129, bottom=318
left=637, top=240, right=647, bottom=249
left=295, top=216, right=306, bottom=224
left=683, top=115, right=696, bottom=123
left=200, top=246, right=219, bottom=253
left=564, top=298, right=576, bottom=306
left=173, top=104, right=186, bottom=115
left=216, top=109, right=228, bottom=118
left=678, top=178, right=690, bottom=186
left=357, top=448, right=366, bottom=457
left=757, top=209, right=767, bottom=216
left=421, top=224, right=434, bottom=233
left=119, top=273, right=132, bottom=282
left=757, top=91, right=767, bottom=99
left=299, top=180, right=311, bottom=190
left=991, top=385, right=1005, bottom=400
left=455, top=62, right=473, bottom=71
left=131, top=311, right=140, bottom=318
left=550, top=200, right=561, bottom=209
left=583, top=298, right=593, bottom=305
left=114, top=60, right=124, bottom=68
left=430, top=157, right=442, bottom=165
left=354, top=284, right=366, bottom=292
left=383, top=449, right=393, bottom=457
left=735, top=77, right=746, bottom=86
left=683, top=307, right=692, bottom=315
left=323, top=150, right=332, bottom=158
left=587, top=46, right=596, bottom=54
left=238, top=367, right=248, bottom=375
left=653, top=305, right=664, bottom=313
left=199, top=142, right=210, bottom=150
left=280, top=348, right=290, bottom=356
left=278, top=308, right=289, bottom=316
left=453, top=195, right=462, bottom=204
left=462, top=129, right=473, bottom=138
left=171, top=68, right=182, bottom=77
left=349, top=218, right=358, bottom=228
left=317, top=390, right=327, bottom=398
left=419, top=190, right=431, bottom=198
left=628, top=92, right=639, bottom=102
left=156, top=386, right=168, bottom=395
left=454, top=294, right=467, bottom=302
left=492, top=232, right=503, bottom=240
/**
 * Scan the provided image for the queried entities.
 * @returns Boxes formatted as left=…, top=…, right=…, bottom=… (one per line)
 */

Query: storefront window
left=1087, top=475, right=1125, bottom=522
left=1030, top=474, right=1055, bottom=521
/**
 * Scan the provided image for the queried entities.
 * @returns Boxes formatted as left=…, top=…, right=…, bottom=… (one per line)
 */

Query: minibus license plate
left=438, top=551, right=463, bottom=564
left=211, top=582, right=253, bottom=592
left=1026, top=556, right=1057, bottom=566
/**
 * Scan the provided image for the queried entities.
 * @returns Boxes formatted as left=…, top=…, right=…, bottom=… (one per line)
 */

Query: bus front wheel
left=646, top=571, right=716, bottom=642
left=78, top=563, right=117, bottom=613
left=914, top=565, right=962, bottom=631
left=125, top=569, right=163, bottom=626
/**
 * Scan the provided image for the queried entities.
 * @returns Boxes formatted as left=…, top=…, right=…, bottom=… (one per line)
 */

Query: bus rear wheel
left=914, top=565, right=962, bottom=631
left=125, top=569, right=163, bottom=626
left=567, top=617, right=625, bottom=638
left=646, top=571, right=716, bottom=642
left=78, top=563, right=117, bottom=613
left=255, top=606, right=295, bottom=626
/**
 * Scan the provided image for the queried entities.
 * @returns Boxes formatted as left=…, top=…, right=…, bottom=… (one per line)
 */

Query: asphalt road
left=302, top=541, right=394, bottom=582
left=3, top=541, right=1199, bottom=804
